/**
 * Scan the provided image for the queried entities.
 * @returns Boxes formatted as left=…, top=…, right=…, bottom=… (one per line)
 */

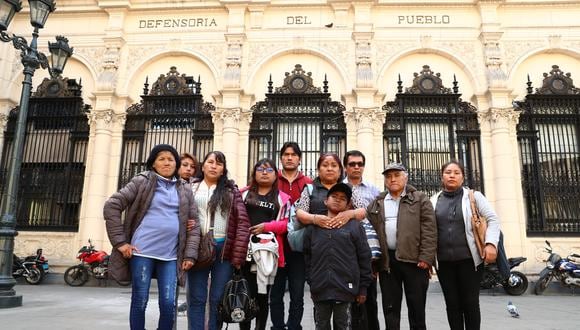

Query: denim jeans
left=270, top=250, right=305, bottom=330
left=130, top=256, right=177, bottom=330
left=186, top=241, right=233, bottom=330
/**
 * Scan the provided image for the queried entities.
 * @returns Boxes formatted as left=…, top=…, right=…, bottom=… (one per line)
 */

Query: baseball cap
left=382, top=162, right=407, bottom=175
left=327, top=183, right=352, bottom=202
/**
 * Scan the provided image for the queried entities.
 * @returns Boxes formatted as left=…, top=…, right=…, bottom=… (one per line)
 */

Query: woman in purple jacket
left=104, top=144, right=200, bottom=330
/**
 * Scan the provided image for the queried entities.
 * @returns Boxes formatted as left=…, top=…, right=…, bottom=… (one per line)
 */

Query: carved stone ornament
left=535, top=65, right=580, bottom=95
left=0, top=113, right=7, bottom=130
left=211, top=107, right=252, bottom=125
left=405, top=65, right=452, bottom=94
left=34, top=76, right=82, bottom=97
left=355, top=40, right=373, bottom=88
left=478, top=107, right=520, bottom=128
left=274, top=64, right=323, bottom=94
left=150, top=66, right=195, bottom=96
left=87, top=109, right=113, bottom=126
left=344, top=107, right=385, bottom=129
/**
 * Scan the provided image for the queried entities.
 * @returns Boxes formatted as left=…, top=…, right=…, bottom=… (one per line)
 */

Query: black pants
left=270, top=250, right=306, bottom=330
left=350, top=278, right=379, bottom=330
left=240, top=264, right=270, bottom=330
left=313, top=300, right=351, bottom=330
left=437, top=259, right=483, bottom=330
left=379, top=251, right=429, bottom=330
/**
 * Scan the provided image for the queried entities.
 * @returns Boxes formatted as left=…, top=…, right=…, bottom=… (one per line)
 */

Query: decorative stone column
left=76, top=110, right=115, bottom=253
left=343, top=107, right=385, bottom=185
left=211, top=107, right=252, bottom=183
left=479, top=107, right=525, bottom=256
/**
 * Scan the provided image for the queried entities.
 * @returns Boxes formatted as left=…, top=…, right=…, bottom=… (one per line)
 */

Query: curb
left=18, top=273, right=579, bottom=296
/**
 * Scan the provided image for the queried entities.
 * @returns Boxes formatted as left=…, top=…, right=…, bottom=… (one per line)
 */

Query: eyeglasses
left=347, top=162, right=365, bottom=168
left=256, top=167, right=275, bottom=173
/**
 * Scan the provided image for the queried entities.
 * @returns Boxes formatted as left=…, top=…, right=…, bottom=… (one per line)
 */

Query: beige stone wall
left=2, top=0, right=580, bottom=272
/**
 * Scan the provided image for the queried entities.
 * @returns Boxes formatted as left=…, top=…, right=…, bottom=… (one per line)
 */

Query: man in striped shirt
left=342, top=150, right=381, bottom=330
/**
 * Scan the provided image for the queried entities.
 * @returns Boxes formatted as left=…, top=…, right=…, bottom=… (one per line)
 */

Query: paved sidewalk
left=1, top=280, right=578, bottom=329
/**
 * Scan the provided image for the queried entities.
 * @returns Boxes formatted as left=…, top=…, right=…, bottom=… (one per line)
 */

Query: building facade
left=1, top=0, right=579, bottom=273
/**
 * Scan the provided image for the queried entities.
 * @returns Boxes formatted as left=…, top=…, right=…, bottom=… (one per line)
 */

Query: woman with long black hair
left=186, top=151, right=250, bottom=330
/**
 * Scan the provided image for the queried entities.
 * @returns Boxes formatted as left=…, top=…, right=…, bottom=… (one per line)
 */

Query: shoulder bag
left=468, top=189, right=487, bottom=258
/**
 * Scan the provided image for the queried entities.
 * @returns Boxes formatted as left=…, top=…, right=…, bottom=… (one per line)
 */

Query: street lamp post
left=0, top=0, right=72, bottom=308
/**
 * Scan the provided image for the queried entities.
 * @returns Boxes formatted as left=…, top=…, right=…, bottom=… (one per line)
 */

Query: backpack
left=287, top=184, right=313, bottom=252
left=218, top=271, right=259, bottom=325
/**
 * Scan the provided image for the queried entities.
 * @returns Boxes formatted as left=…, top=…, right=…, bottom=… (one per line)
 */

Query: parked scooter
left=535, top=240, right=580, bottom=295
left=480, top=257, right=529, bottom=295
left=12, top=248, right=47, bottom=285
left=64, top=239, right=109, bottom=286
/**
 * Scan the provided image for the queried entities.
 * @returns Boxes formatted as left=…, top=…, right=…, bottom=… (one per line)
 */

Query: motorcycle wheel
left=25, top=268, right=43, bottom=285
left=534, top=271, right=552, bottom=295
left=64, top=265, right=89, bottom=287
left=503, top=271, right=528, bottom=296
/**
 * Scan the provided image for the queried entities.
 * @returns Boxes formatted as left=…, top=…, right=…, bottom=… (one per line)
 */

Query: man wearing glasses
left=342, top=150, right=381, bottom=330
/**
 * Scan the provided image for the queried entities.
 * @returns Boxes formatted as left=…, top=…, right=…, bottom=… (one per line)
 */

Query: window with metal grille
left=248, top=64, right=346, bottom=178
left=383, top=66, right=483, bottom=198
left=515, top=65, right=580, bottom=234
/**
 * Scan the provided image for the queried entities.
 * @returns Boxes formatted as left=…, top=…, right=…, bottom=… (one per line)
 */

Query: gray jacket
left=430, top=187, right=500, bottom=268
left=103, top=171, right=200, bottom=285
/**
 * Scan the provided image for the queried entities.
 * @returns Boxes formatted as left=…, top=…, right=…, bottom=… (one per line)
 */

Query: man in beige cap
left=366, top=163, right=437, bottom=330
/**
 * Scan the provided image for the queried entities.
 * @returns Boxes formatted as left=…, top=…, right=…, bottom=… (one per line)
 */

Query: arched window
left=515, top=65, right=580, bottom=234
left=248, top=64, right=346, bottom=178
left=119, top=67, right=214, bottom=187
left=383, top=65, right=483, bottom=197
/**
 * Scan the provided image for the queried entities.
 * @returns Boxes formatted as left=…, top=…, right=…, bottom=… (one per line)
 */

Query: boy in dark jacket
left=303, top=183, right=372, bottom=330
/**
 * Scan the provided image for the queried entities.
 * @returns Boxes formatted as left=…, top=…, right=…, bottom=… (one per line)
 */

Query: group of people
left=103, top=141, right=501, bottom=330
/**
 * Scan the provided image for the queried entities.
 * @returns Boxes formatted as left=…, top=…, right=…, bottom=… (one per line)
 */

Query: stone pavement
left=1, top=278, right=578, bottom=330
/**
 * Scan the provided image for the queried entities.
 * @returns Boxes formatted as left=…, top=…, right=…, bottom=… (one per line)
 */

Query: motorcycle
left=480, top=257, right=529, bottom=295
left=534, top=240, right=580, bottom=295
left=24, top=248, right=50, bottom=275
left=64, top=239, right=109, bottom=286
left=12, top=248, right=47, bottom=285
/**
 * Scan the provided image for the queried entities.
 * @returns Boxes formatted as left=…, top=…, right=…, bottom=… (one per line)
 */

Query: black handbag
left=218, top=271, right=259, bottom=324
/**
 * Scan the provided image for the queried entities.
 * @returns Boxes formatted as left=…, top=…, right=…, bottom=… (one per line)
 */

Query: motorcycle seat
left=508, top=257, right=527, bottom=265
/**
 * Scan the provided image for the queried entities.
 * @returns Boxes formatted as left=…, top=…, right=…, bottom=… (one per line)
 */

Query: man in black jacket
left=304, top=183, right=372, bottom=330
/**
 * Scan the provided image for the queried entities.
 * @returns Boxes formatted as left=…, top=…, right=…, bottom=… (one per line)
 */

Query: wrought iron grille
left=0, top=77, right=90, bottom=231
left=515, top=65, right=580, bottom=235
left=383, top=66, right=483, bottom=197
left=118, top=67, right=214, bottom=187
left=249, top=64, right=346, bottom=178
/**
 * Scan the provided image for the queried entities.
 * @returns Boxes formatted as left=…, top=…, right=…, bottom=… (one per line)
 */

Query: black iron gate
left=119, top=67, right=214, bottom=187
left=249, top=64, right=346, bottom=178
left=515, top=65, right=580, bottom=234
left=0, top=76, right=90, bottom=231
left=383, top=65, right=483, bottom=197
